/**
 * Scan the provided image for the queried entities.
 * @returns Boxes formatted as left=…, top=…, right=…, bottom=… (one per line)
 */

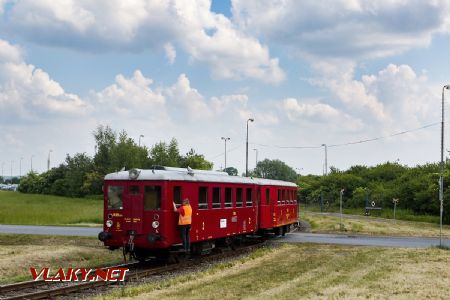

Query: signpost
left=392, top=198, right=399, bottom=224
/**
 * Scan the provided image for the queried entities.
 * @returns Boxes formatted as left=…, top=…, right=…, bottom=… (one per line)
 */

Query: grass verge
left=94, top=243, right=450, bottom=300
left=0, top=234, right=122, bottom=283
left=302, top=204, right=439, bottom=223
left=0, top=191, right=102, bottom=225
left=302, top=212, right=450, bottom=237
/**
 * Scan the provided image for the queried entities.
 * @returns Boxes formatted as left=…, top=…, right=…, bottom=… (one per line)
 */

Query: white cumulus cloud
left=0, top=39, right=91, bottom=123
left=2, top=0, right=284, bottom=82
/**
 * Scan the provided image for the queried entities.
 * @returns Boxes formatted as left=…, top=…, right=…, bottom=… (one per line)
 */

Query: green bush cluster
left=299, top=162, right=450, bottom=223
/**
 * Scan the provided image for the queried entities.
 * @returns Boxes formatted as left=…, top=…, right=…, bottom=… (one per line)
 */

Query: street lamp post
left=139, top=135, right=144, bottom=147
left=440, top=85, right=450, bottom=247
left=221, top=137, right=230, bottom=170
left=340, top=189, right=345, bottom=231
left=321, top=144, right=328, bottom=176
left=246, top=118, right=254, bottom=177
left=19, top=157, right=23, bottom=178
left=253, top=148, right=258, bottom=167
left=47, top=150, right=53, bottom=171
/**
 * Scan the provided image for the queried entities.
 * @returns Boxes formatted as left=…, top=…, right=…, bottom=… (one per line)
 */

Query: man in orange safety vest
left=173, top=198, right=192, bottom=253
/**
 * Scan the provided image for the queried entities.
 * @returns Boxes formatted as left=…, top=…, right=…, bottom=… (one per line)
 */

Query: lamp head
left=445, top=85, right=450, bottom=90
left=248, top=118, right=254, bottom=122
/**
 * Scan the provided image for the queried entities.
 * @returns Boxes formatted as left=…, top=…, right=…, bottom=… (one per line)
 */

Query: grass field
left=301, top=204, right=439, bottom=223
left=0, top=234, right=122, bottom=283
left=0, top=191, right=102, bottom=225
left=96, top=243, right=450, bottom=300
left=301, top=212, right=450, bottom=238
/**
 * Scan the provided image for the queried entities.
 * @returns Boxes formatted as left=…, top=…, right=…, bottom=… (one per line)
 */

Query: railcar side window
left=129, top=185, right=140, bottom=195
left=107, top=185, right=124, bottom=209
left=212, top=187, right=221, bottom=208
left=144, top=186, right=161, bottom=210
left=199, top=187, right=208, bottom=209
left=277, top=189, right=281, bottom=205
left=282, top=190, right=286, bottom=205
left=266, top=189, right=270, bottom=205
left=246, top=188, right=252, bottom=207
left=225, top=187, right=232, bottom=208
left=173, top=186, right=182, bottom=207
left=236, top=188, right=243, bottom=207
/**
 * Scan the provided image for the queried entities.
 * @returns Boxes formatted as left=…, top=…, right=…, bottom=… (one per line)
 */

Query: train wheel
left=281, top=226, right=286, bottom=236
left=275, top=226, right=283, bottom=236
left=133, top=248, right=149, bottom=262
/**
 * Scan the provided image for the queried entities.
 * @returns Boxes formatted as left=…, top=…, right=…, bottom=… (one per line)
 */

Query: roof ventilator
left=129, top=168, right=141, bottom=180
left=187, top=166, right=194, bottom=176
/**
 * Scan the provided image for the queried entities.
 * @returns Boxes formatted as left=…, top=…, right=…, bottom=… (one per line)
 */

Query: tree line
left=299, top=162, right=450, bottom=223
left=18, top=125, right=213, bottom=197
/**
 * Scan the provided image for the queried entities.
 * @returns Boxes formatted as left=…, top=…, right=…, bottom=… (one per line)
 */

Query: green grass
left=95, top=244, right=450, bottom=300
left=0, top=234, right=122, bottom=283
left=301, top=203, right=440, bottom=223
left=0, top=191, right=103, bottom=225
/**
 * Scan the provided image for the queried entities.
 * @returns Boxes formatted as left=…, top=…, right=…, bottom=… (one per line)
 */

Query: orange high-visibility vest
left=178, top=204, right=192, bottom=225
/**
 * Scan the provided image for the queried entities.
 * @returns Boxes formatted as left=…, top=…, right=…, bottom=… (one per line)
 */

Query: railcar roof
left=104, top=167, right=297, bottom=188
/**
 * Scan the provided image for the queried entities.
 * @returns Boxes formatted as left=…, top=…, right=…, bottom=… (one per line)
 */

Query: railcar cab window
left=236, top=188, right=243, bottom=207
left=144, top=186, right=161, bottom=210
left=266, top=188, right=270, bottom=205
left=246, top=188, right=252, bottom=207
left=129, top=185, right=140, bottom=195
left=212, top=187, right=221, bottom=208
left=225, top=187, right=232, bottom=208
left=108, top=185, right=124, bottom=209
left=199, top=187, right=208, bottom=209
left=173, top=186, right=182, bottom=207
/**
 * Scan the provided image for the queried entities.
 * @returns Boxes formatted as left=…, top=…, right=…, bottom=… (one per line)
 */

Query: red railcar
left=98, top=167, right=298, bottom=259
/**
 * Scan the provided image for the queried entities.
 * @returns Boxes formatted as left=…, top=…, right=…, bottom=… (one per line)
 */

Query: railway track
left=0, top=241, right=265, bottom=299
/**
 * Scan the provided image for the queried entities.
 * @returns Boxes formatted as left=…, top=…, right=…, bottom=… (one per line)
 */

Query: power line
left=250, top=122, right=440, bottom=150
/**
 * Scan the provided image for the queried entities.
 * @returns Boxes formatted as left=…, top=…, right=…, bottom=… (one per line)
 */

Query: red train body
left=99, top=167, right=298, bottom=259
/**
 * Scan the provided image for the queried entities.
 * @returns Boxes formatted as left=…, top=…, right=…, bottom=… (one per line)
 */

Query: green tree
left=180, top=149, right=213, bottom=170
left=223, top=167, right=238, bottom=176
left=252, top=159, right=297, bottom=182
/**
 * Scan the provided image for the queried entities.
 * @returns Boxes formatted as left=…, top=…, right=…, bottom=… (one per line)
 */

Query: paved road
left=1, top=225, right=450, bottom=248
left=278, top=232, right=450, bottom=248
left=0, top=224, right=101, bottom=237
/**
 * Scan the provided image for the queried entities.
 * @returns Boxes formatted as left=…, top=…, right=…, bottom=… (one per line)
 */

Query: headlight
left=106, top=220, right=113, bottom=228
left=152, top=221, right=160, bottom=229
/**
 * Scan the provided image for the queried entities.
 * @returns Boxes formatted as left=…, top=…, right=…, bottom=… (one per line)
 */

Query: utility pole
left=440, top=85, right=449, bottom=247
left=47, top=149, right=53, bottom=171
left=340, top=189, right=345, bottom=231
left=221, top=137, right=230, bottom=170
left=246, top=118, right=254, bottom=176
left=321, top=144, right=328, bottom=176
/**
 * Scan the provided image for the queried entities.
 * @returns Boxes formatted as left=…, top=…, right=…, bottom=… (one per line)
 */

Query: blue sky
left=1, top=0, right=450, bottom=176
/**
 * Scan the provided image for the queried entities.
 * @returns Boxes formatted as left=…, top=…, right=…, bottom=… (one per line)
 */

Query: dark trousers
left=179, top=224, right=191, bottom=252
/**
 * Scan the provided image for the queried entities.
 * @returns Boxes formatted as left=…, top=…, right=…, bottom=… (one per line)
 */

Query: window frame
left=212, top=187, right=221, bottom=209
left=198, top=186, right=208, bottom=210
left=246, top=188, right=253, bottom=207
left=143, top=185, right=162, bottom=211
left=225, top=187, right=233, bottom=208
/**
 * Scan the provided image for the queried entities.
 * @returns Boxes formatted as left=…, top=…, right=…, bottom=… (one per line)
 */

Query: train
left=98, top=166, right=299, bottom=260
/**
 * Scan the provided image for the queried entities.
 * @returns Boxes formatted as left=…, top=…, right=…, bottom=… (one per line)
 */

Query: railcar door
left=123, top=184, right=144, bottom=235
